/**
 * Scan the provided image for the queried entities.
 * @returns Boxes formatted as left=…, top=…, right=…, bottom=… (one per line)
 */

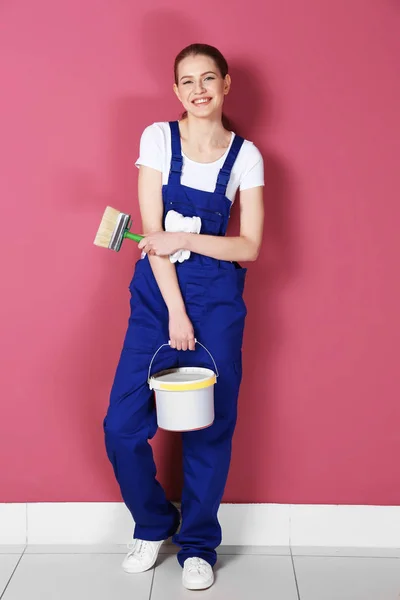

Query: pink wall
left=1, top=0, right=399, bottom=505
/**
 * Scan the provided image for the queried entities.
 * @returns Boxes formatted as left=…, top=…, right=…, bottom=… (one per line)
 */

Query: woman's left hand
left=138, top=231, right=185, bottom=257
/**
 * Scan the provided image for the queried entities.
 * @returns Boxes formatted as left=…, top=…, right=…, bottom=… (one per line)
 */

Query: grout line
left=290, top=547, right=301, bottom=600
left=20, top=550, right=292, bottom=556
left=148, top=567, right=156, bottom=600
left=289, top=552, right=400, bottom=560
left=18, top=548, right=400, bottom=558
left=0, top=546, right=26, bottom=600
left=17, top=545, right=400, bottom=560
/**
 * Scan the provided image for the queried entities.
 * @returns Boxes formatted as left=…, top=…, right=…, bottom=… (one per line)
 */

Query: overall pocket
left=184, top=282, right=208, bottom=322
left=123, top=323, right=160, bottom=353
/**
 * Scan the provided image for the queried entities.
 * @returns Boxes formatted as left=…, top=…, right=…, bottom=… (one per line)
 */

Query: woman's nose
left=194, top=80, right=206, bottom=94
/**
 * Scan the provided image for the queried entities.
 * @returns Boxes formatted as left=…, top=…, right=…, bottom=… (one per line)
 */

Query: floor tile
left=2, top=553, right=153, bottom=600
left=0, top=555, right=22, bottom=596
left=294, top=555, right=400, bottom=600
left=151, top=554, right=298, bottom=599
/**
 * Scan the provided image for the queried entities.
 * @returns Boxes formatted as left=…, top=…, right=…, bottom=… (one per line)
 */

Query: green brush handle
left=124, top=231, right=144, bottom=243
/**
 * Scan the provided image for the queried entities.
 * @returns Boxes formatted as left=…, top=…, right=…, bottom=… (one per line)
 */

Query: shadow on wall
left=62, top=9, right=299, bottom=538
left=225, top=62, right=300, bottom=502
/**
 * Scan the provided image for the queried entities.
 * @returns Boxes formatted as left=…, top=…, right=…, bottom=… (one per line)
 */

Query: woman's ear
left=173, top=83, right=181, bottom=102
left=224, top=74, right=231, bottom=95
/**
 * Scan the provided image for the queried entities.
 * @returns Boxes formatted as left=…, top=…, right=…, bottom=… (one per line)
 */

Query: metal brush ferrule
left=109, top=212, right=131, bottom=252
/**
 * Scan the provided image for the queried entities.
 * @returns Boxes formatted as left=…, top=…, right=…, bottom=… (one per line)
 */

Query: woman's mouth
left=192, top=98, right=212, bottom=107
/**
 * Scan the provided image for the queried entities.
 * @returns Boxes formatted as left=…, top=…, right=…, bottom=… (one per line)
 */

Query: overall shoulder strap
left=168, top=121, right=183, bottom=185
left=215, top=135, right=245, bottom=196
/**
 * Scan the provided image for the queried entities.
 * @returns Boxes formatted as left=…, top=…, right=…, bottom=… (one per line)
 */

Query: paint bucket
left=148, top=340, right=219, bottom=432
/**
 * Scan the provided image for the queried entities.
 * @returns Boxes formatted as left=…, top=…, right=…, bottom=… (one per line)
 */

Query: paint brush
left=93, top=206, right=143, bottom=252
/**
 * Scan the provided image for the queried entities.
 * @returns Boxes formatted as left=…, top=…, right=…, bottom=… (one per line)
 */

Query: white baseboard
left=1, top=503, right=400, bottom=548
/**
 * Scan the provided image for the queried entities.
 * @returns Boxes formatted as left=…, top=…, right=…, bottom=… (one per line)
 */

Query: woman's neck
left=179, top=116, right=230, bottom=151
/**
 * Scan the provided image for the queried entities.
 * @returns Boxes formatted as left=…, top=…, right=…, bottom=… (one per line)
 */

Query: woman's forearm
left=183, top=233, right=260, bottom=262
left=147, top=255, right=186, bottom=313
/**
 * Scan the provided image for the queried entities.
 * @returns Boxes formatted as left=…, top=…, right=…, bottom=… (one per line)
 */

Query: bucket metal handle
left=147, top=339, right=219, bottom=385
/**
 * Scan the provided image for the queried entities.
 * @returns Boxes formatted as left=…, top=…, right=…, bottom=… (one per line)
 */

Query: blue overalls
left=104, top=121, right=247, bottom=568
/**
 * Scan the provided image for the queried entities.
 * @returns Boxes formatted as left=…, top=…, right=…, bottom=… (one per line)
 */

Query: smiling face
left=173, top=54, right=231, bottom=121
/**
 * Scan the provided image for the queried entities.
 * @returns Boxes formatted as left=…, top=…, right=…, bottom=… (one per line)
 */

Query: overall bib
left=104, top=121, right=247, bottom=567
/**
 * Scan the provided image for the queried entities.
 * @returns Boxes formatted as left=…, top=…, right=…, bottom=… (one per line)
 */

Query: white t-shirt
left=135, top=122, right=264, bottom=203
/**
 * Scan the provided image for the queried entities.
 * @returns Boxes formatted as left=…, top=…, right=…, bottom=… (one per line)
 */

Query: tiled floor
left=1, top=544, right=400, bottom=599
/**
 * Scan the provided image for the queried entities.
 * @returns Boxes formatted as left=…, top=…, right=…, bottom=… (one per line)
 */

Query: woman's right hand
left=169, top=309, right=195, bottom=351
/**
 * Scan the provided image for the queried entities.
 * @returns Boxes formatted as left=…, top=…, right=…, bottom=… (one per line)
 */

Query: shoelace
left=127, top=540, right=148, bottom=559
left=185, top=557, right=209, bottom=575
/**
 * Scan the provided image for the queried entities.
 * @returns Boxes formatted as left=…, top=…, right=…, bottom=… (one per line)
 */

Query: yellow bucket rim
left=149, top=367, right=216, bottom=392
left=157, top=375, right=216, bottom=392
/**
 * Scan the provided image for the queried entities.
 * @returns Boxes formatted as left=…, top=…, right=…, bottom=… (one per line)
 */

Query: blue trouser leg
left=104, top=259, right=246, bottom=564
left=103, top=343, right=181, bottom=541
left=170, top=265, right=246, bottom=567
left=172, top=357, right=242, bottom=567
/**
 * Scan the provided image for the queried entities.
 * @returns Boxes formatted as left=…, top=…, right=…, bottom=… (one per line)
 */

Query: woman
left=103, top=43, right=264, bottom=590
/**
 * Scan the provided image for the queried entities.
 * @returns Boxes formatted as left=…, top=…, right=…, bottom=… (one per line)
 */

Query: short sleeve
left=239, top=144, right=265, bottom=191
left=135, top=123, right=164, bottom=172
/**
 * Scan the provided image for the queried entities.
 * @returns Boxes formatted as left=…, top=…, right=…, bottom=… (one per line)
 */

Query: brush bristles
left=94, top=206, right=122, bottom=248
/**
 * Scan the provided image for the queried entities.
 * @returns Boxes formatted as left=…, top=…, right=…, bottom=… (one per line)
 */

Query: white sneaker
left=182, top=557, right=214, bottom=590
left=122, top=538, right=165, bottom=573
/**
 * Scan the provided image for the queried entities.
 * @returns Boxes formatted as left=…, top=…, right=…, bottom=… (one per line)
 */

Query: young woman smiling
left=103, top=43, right=264, bottom=590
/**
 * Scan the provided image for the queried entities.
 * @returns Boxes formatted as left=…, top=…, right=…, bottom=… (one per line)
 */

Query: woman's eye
left=182, top=77, right=214, bottom=85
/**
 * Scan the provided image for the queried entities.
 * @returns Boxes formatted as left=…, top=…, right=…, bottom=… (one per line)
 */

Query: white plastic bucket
left=148, top=341, right=219, bottom=432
